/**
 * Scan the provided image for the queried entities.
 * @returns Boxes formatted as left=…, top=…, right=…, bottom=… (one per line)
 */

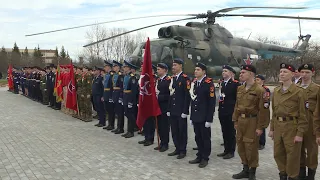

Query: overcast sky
left=1, top=0, right=320, bottom=60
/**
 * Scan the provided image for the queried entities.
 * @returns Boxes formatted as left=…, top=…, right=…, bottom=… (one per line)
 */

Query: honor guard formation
left=6, top=59, right=320, bottom=180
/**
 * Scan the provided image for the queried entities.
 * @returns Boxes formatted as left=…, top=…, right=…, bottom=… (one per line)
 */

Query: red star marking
left=244, top=54, right=253, bottom=65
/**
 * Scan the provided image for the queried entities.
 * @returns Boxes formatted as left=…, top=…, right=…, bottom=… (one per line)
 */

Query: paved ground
left=0, top=87, right=319, bottom=180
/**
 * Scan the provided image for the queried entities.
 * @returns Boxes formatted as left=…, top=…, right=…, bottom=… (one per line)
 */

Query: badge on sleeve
left=210, top=86, right=214, bottom=97
left=264, top=102, right=269, bottom=108
left=305, top=101, right=309, bottom=109
left=186, top=80, right=191, bottom=89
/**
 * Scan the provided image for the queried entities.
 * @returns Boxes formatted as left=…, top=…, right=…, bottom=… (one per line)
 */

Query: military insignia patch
left=305, top=101, right=309, bottom=109
left=304, top=64, right=308, bottom=68
left=264, top=102, right=269, bottom=108
left=132, top=78, right=136, bottom=84
left=179, top=82, right=182, bottom=86
left=210, top=86, right=214, bottom=97
left=263, top=92, right=270, bottom=99
left=282, top=63, right=286, bottom=67
left=187, top=80, right=190, bottom=89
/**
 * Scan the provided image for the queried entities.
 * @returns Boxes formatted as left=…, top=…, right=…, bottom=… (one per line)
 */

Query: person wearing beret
left=268, top=63, right=308, bottom=180
left=102, top=60, right=116, bottom=131
left=92, top=67, right=106, bottom=127
left=188, top=62, right=215, bottom=168
left=121, top=60, right=138, bottom=138
left=232, top=65, right=269, bottom=180
left=255, top=74, right=271, bottom=151
left=111, top=60, right=125, bottom=134
left=167, top=58, right=191, bottom=159
left=217, top=65, right=240, bottom=160
left=296, top=63, right=319, bottom=180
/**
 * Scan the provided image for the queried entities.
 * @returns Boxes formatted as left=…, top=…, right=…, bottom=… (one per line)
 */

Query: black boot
left=279, top=172, right=287, bottom=180
left=248, top=168, right=256, bottom=180
left=288, top=177, right=298, bottom=180
left=232, top=164, right=249, bottom=179
left=307, top=168, right=316, bottom=180
left=299, top=167, right=307, bottom=180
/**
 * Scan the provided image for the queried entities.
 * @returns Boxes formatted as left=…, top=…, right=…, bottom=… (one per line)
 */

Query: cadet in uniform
left=296, top=64, right=319, bottom=180
left=188, top=62, right=216, bottom=168
left=121, top=60, right=138, bottom=138
left=167, top=58, right=191, bottom=159
left=102, top=60, right=115, bottom=130
left=255, top=74, right=271, bottom=150
left=232, top=65, right=269, bottom=180
left=13, top=67, right=20, bottom=94
left=92, top=67, right=106, bottom=127
left=111, top=61, right=125, bottom=134
left=40, top=67, right=48, bottom=105
left=47, top=64, right=55, bottom=107
left=269, top=63, right=308, bottom=180
left=217, top=65, right=239, bottom=159
left=79, top=66, right=93, bottom=121
left=20, top=67, right=27, bottom=96
left=153, top=63, right=171, bottom=152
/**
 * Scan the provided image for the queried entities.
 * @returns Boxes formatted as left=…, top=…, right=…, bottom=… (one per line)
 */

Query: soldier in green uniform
left=73, top=66, right=82, bottom=119
left=78, top=66, right=93, bottom=122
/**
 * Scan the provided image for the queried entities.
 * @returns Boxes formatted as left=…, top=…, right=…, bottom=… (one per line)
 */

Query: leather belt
left=277, top=117, right=295, bottom=122
left=123, top=90, right=131, bottom=93
left=240, top=114, right=257, bottom=118
left=104, top=88, right=110, bottom=91
left=113, top=87, right=120, bottom=90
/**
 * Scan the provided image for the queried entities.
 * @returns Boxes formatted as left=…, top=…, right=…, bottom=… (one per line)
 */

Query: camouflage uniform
left=78, top=72, right=93, bottom=121
left=40, top=74, right=49, bottom=105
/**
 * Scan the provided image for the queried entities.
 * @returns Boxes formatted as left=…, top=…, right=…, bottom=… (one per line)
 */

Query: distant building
left=4, top=48, right=56, bottom=64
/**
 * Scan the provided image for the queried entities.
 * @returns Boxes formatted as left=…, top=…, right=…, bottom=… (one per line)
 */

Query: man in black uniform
left=153, top=63, right=171, bottom=152
left=13, top=67, right=20, bottom=94
left=111, top=60, right=125, bottom=134
left=189, top=62, right=216, bottom=168
left=102, top=60, right=115, bottom=130
left=92, top=67, right=106, bottom=127
left=255, top=74, right=271, bottom=150
left=217, top=65, right=240, bottom=159
left=121, top=60, right=138, bottom=138
left=167, top=58, right=191, bottom=159
left=47, top=64, right=55, bottom=107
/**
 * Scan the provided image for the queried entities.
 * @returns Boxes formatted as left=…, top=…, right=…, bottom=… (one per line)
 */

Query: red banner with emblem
left=66, top=62, right=78, bottom=111
left=7, top=65, right=13, bottom=90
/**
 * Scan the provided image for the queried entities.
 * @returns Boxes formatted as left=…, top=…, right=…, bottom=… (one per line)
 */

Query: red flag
left=7, top=65, right=14, bottom=90
left=66, top=62, right=78, bottom=111
left=55, top=65, right=63, bottom=102
left=136, top=38, right=161, bottom=129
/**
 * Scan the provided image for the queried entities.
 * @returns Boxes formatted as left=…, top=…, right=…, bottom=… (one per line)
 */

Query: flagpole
left=155, top=116, right=160, bottom=151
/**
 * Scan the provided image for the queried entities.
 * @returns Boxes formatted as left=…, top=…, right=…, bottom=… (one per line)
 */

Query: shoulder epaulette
left=118, top=72, right=121, bottom=75
left=130, top=73, right=134, bottom=77
left=205, top=78, right=212, bottom=83
left=182, top=74, right=188, bottom=78
left=110, top=72, right=114, bottom=75
left=165, top=76, right=171, bottom=80
left=233, top=79, right=239, bottom=83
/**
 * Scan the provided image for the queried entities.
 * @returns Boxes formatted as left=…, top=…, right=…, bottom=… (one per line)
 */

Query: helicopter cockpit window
left=161, top=46, right=172, bottom=60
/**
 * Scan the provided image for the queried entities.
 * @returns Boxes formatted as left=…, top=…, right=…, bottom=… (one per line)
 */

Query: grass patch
left=0, top=79, right=7, bottom=87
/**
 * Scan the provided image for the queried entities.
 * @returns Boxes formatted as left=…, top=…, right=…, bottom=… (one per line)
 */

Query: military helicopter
left=26, top=6, right=320, bottom=78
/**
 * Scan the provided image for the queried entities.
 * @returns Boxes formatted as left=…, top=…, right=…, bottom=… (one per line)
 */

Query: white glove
left=118, top=99, right=123, bottom=104
left=137, top=104, right=139, bottom=107
left=109, top=99, right=113, bottom=103
left=190, top=120, right=193, bottom=125
left=166, top=112, right=170, bottom=117
left=205, top=122, right=212, bottom=128
left=181, top=113, right=187, bottom=119
left=128, top=104, right=133, bottom=108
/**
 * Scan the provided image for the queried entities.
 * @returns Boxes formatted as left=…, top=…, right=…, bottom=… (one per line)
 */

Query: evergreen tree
left=59, top=46, right=68, bottom=64
left=23, top=47, right=32, bottom=66
left=52, top=46, right=59, bottom=65
left=0, top=46, right=8, bottom=75
left=33, top=45, right=44, bottom=67
left=11, top=42, right=21, bottom=66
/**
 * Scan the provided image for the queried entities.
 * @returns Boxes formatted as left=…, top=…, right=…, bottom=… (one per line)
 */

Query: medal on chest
left=305, top=101, right=309, bottom=109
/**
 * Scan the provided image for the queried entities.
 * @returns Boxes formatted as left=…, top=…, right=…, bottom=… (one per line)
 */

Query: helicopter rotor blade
left=25, top=14, right=195, bottom=37
left=212, top=6, right=307, bottom=15
left=298, top=16, right=302, bottom=37
left=219, top=14, right=320, bottom=21
left=83, top=17, right=196, bottom=47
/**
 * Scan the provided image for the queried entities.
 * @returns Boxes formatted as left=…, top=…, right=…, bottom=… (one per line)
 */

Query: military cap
left=112, top=60, right=122, bottom=67
left=195, top=62, right=207, bottom=71
left=173, top=58, right=184, bottom=64
left=298, top=63, right=315, bottom=72
left=104, top=60, right=113, bottom=67
left=152, top=64, right=157, bottom=71
left=157, top=63, right=168, bottom=70
left=241, top=65, right=256, bottom=74
left=256, top=74, right=265, bottom=80
left=124, top=60, right=138, bottom=70
left=280, top=63, right=295, bottom=72
left=223, top=65, right=236, bottom=74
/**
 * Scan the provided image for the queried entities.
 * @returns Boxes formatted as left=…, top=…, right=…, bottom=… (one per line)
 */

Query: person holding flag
left=167, top=58, right=191, bottom=159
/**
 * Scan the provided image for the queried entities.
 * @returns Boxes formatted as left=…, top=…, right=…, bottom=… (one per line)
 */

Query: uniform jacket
left=167, top=72, right=191, bottom=116
left=112, top=71, right=124, bottom=103
left=92, top=75, right=104, bottom=96
left=103, top=71, right=114, bottom=101
left=190, top=76, right=216, bottom=123
left=123, top=72, right=138, bottom=106
left=156, top=75, right=171, bottom=114
left=218, top=79, right=240, bottom=115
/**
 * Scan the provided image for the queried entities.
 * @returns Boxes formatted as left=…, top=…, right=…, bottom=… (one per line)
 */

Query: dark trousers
left=21, top=84, right=25, bottom=94
left=194, top=122, right=211, bottom=161
left=93, top=95, right=106, bottom=126
left=48, top=89, right=54, bottom=106
left=91, top=95, right=96, bottom=111
left=53, top=96, right=61, bottom=109
left=158, top=114, right=169, bottom=147
left=170, top=115, right=188, bottom=154
left=219, top=114, right=236, bottom=154
left=13, top=83, right=19, bottom=94
left=259, top=128, right=266, bottom=146
left=115, top=103, right=124, bottom=131
left=124, top=105, right=135, bottom=133
left=144, top=117, right=155, bottom=142
left=104, top=101, right=115, bottom=127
